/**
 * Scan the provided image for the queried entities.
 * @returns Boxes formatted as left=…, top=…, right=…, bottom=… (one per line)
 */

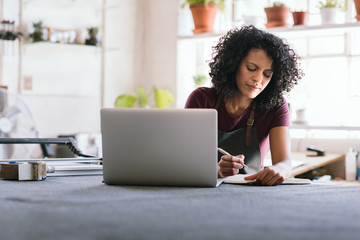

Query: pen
left=217, top=147, right=249, bottom=170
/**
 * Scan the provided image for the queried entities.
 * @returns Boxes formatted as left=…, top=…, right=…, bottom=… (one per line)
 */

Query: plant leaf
left=114, top=94, right=137, bottom=108
left=153, top=87, right=174, bottom=108
left=193, top=74, right=207, bottom=87
left=137, top=87, right=149, bottom=108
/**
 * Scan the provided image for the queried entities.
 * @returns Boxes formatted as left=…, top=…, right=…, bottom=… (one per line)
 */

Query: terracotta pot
left=354, top=0, right=360, bottom=21
left=292, top=11, right=308, bottom=25
left=264, top=6, right=290, bottom=27
left=190, top=3, right=218, bottom=34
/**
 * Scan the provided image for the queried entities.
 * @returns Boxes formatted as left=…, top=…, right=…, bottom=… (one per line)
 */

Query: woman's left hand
left=246, top=126, right=292, bottom=186
left=244, top=164, right=288, bottom=186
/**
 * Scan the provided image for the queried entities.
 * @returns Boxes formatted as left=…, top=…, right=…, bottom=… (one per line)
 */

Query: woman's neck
left=224, top=94, right=252, bottom=118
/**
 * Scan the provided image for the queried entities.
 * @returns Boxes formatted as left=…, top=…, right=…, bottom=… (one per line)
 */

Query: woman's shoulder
left=258, top=97, right=288, bottom=114
left=185, top=87, right=217, bottom=108
left=256, top=97, right=289, bottom=127
left=273, top=97, right=289, bottom=114
left=192, top=87, right=215, bottom=96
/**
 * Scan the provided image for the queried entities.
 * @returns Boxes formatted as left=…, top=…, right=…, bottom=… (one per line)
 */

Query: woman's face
left=235, top=48, right=273, bottom=100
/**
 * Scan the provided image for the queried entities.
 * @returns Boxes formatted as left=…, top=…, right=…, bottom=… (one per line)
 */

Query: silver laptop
left=100, top=108, right=218, bottom=187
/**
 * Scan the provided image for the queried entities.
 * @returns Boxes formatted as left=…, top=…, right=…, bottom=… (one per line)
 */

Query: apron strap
left=214, top=94, right=256, bottom=148
left=214, top=95, right=222, bottom=110
left=245, top=104, right=256, bottom=148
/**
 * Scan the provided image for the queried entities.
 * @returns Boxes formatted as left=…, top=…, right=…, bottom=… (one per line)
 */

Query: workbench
left=291, top=152, right=345, bottom=178
left=0, top=175, right=359, bottom=240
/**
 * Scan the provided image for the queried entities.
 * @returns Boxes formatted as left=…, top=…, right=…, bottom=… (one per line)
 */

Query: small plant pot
left=32, top=30, right=43, bottom=42
left=320, top=7, right=342, bottom=25
left=264, top=6, right=290, bottom=27
left=190, top=3, right=218, bottom=34
left=292, top=11, right=308, bottom=26
left=354, top=0, right=360, bottom=21
left=85, top=37, right=97, bottom=46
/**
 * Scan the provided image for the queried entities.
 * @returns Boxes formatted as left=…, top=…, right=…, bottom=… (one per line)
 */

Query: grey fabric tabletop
left=0, top=175, right=359, bottom=240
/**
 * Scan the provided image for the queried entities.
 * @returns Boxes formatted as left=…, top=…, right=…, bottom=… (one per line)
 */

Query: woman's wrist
left=272, top=161, right=292, bottom=178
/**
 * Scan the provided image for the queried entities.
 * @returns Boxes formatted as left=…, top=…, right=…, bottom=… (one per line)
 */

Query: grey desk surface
left=1, top=175, right=360, bottom=240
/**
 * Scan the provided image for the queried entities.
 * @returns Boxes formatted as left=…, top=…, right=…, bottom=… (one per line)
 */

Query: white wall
left=0, top=0, right=145, bottom=137
left=102, top=0, right=143, bottom=108
left=0, top=0, right=20, bottom=91
left=102, top=0, right=178, bottom=107
left=103, top=0, right=178, bottom=108
left=19, top=0, right=103, bottom=137
left=140, top=0, right=178, bottom=107
left=0, top=0, right=180, bottom=137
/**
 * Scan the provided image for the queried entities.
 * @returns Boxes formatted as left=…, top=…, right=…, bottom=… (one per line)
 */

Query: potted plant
left=317, top=0, right=344, bottom=25
left=181, top=0, right=226, bottom=34
left=114, top=87, right=174, bottom=108
left=85, top=26, right=98, bottom=46
left=264, top=2, right=291, bottom=28
left=292, top=10, right=309, bottom=26
left=30, top=20, right=44, bottom=42
left=193, top=74, right=207, bottom=87
left=153, top=86, right=174, bottom=108
left=354, top=0, right=360, bottom=21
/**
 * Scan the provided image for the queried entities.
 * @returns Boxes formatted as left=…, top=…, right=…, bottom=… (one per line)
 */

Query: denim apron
left=215, top=97, right=261, bottom=174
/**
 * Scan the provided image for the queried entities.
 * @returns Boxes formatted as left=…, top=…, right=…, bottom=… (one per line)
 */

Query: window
left=177, top=0, right=360, bottom=133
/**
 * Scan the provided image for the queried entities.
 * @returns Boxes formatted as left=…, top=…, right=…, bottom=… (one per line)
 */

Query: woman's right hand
left=218, top=154, right=246, bottom=178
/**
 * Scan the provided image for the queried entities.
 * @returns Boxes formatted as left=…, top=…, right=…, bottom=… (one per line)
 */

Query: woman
left=185, top=25, right=303, bottom=186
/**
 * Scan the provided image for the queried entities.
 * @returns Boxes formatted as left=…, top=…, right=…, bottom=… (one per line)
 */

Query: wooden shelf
left=291, top=124, right=360, bottom=131
left=178, top=22, right=360, bottom=40
left=23, top=41, right=101, bottom=49
left=267, top=22, right=360, bottom=37
left=178, top=32, right=225, bottom=40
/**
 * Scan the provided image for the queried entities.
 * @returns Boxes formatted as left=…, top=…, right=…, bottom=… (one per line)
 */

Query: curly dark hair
left=209, top=25, right=303, bottom=111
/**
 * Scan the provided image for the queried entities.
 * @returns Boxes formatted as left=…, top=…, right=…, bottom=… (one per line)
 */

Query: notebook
left=100, top=108, right=218, bottom=187
left=222, top=174, right=311, bottom=185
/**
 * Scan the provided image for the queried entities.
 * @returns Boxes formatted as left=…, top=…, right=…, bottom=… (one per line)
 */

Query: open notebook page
left=223, top=174, right=311, bottom=185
